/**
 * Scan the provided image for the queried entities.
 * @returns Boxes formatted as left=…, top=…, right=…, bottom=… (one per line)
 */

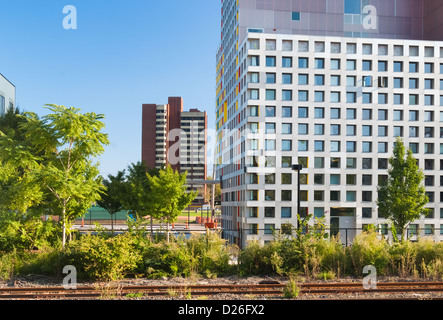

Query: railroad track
left=1, top=282, right=443, bottom=300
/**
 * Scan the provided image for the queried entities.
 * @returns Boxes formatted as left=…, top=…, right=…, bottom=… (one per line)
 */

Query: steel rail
left=1, top=282, right=443, bottom=299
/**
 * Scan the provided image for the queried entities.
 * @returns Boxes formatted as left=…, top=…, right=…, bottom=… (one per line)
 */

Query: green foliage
left=64, top=233, right=142, bottom=281
left=0, top=211, right=60, bottom=252
left=2, top=229, right=443, bottom=281
left=0, top=105, right=109, bottom=247
left=377, top=138, right=429, bottom=241
left=349, top=231, right=390, bottom=275
left=283, top=276, right=300, bottom=299
left=146, top=166, right=196, bottom=242
left=141, top=232, right=235, bottom=279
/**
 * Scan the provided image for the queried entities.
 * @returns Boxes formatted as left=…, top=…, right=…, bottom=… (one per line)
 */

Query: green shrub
left=141, top=232, right=235, bottom=279
left=388, top=241, right=418, bottom=277
left=238, top=241, right=281, bottom=276
left=64, top=233, right=142, bottom=281
left=349, top=231, right=390, bottom=275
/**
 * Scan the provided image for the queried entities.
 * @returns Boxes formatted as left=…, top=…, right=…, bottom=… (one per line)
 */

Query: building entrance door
left=330, top=208, right=356, bottom=245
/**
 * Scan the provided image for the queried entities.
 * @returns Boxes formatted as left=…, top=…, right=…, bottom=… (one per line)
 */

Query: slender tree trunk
left=62, top=209, right=66, bottom=248
left=150, top=216, right=154, bottom=241
left=167, top=221, right=170, bottom=243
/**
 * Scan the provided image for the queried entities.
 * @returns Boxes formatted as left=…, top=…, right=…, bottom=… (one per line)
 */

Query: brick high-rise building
left=142, top=97, right=208, bottom=204
left=216, top=0, right=443, bottom=247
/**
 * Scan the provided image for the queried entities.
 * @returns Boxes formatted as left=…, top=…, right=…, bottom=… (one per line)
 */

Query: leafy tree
left=146, top=166, right=196, bottom=242
left=97, top=170, right=126, bottom=234
left=377, top=138, right=429, bottom=242
left=122, top=162, right=160, bottom=239
left=18, top=104, right=109, bottom=247
left=0, top=107, right=44, bottom=214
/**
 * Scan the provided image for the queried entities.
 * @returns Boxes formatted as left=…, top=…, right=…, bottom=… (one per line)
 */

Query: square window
left=265, top=190, right=275, bottom=201
left=282, top=140, right=292, bottom=151
left=394, top=78, right=403, bottom=88
left=314, top=174, right=324, bottom=185
left=298, top=107, right=308, bottom=118
left=409, top=78, right=418, bottom=89
left=346, top=191, right=356, bottom=202
left=362, top=109, right=372, bottom=120
left=265, top=106, right=276, bottom=117
left=265, top=156, right=276, bottom=167
left=331, top=157, right=341, bottom=168
left=281, top=173, right=292, bottom=184
left=331, top=124, right=341, bottom=136
left=347, top=59, right=356, bottom=70
left=347, top=125, right=356, bottom=136
left=346, top=141, right=356, bottom=152
left=394, top=61, right=403, bottom=72
left=314, top=91, right=325, bottom=102
left=292, top=11, right=301, bottom=21
left=281, top=156, right=292, bottom=168
left=266, top=56, right=276, bottom=67
left=331, top=108, right=341, bottom=119
left=266, top=89, right=276, bottom=100
left=265, top=123, right=276, bottom=134
left=362, top=191, right=372, bottom=202
left=330, top=191, right=340, bottom=201
left=330, top=92, right=341, bottom=103
left=314, top=157, right=324, bottom=168
left=331, top=59, right=340, bottom=70
left=298, top=91, right=308, bottom=101
left=265, top=207, right=275, bottom=218
left=281, top=190, right=292, bottom=201
left=298, top=140, right=308, bottom=151
left=298, top=123, right=308, bottom=135
left=266, top=73, right=276, bottom=84
left=266, top=39, right=276, bottom=50
left=347, top=158, right=357, bottom=168
left=281, top=207, right=292, bottom=218
left=314, top=107, right=324, bottom=119
left=362, top=158, right=372, bottom=169
left=331, top=75, right=341, bottom=86
left=363, top=60, right=372, bottom=71
left=425, top=63, right=434, bottom=73
left=265, top=173, right=276, bottom=184
left=345, top=0, right=361, bottom=14
left=347, top=76, right=356, bottom=87
left=265, top=139, right=276, bottom=151
left=298, top=74, right=308, bottom=85
left=315, top=58, right=325, bottom=69
left=282, top=106, right=292, bottom=117
left=282, top=90, right=292, bottom=101
left=282, top=57, right=292, bottom=68
left=298, top=57, right=308, bottom=68
left=315, top=75, right=325, bottom=86
left=314, top=124, right=324, bottom=135
left=282, top=73, right=292, bottom=84
left=362, top=93, right=372, bottom=104
left=330, top=174, right=341, bottom=185
left=314, top=140, right=324, bottom=151
left=347, top=108, right=356, bottom=119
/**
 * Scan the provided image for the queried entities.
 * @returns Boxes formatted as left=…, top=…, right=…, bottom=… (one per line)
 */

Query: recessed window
left=345, top=0, right=361, bottom=14
left=292, top=12, right=301, bottom=21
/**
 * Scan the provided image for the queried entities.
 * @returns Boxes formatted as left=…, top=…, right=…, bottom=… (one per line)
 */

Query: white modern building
left=0, top=73, right=15, bottom=116
left=215, top=0, right=443, bottom=247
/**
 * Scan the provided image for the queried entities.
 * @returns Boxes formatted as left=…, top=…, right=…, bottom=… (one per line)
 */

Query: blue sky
left=0, top=0, right=221, bottom=177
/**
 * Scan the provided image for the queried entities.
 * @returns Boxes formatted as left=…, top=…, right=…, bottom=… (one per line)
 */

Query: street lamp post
left=292, top=164, right=303, bottom=230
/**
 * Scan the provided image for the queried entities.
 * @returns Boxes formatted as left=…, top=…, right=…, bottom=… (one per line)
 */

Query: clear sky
left=0, top=0, right=221, bottom=177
